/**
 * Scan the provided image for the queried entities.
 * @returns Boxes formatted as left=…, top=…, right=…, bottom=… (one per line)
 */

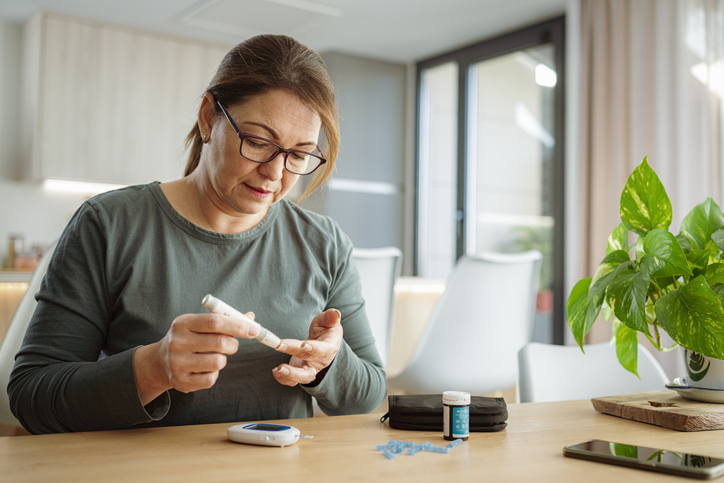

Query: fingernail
left=302, top=343, right=313, bottom=351
left=248, top=323, right=260, bottom=337
left=277, top=367, right=289, bottom=375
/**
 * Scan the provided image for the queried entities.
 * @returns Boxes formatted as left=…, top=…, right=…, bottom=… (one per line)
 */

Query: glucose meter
left=227, top=423, right=313, bottom=447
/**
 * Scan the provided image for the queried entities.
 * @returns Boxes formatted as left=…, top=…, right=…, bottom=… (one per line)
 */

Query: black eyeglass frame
left=216, top=100, right=327, bottom=176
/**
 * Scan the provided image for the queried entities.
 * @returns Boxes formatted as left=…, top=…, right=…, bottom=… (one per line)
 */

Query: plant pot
left=682, top=348, right=724, bottom=390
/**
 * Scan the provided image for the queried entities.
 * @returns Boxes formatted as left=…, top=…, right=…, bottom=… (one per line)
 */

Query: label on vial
left=451, top=406, right=469, bottom=438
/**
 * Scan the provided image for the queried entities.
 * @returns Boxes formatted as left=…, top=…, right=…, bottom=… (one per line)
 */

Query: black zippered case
left=380, top=394, right=508, bottom=432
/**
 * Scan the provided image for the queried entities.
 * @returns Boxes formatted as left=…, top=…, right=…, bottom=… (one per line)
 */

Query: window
left=416, top=17, right=566, bottom=343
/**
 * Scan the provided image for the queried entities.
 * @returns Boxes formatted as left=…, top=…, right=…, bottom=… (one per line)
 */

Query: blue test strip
left=378, top=440, right=455, bottom=459
left=447, top=438, right=464, bottom=448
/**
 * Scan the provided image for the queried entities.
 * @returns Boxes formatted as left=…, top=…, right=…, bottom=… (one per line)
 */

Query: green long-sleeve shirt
left=9, top=182, right=386, bottom=434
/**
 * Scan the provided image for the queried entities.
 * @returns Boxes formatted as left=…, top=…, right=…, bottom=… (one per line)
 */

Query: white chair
left=517, top=342, right=670, bottom=403
left=387, top=250, right=542, bottom=395
left=352, top=247, right=403, bottom=367
left=0, top=239, right=58, bottom=427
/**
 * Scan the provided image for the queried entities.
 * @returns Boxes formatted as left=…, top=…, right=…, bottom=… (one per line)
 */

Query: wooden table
left=3, top=399, right=724, bottom=482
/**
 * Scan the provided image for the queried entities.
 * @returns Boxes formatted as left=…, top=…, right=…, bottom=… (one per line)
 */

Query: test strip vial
left=443, top=391, right=470, bottom=441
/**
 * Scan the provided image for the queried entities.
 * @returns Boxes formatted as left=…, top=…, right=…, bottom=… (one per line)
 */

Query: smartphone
left=563, top=440, right=724, bottom=479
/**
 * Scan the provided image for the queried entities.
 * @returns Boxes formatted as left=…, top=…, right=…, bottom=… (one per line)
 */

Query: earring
left=201, top=130, right=209, bottom=144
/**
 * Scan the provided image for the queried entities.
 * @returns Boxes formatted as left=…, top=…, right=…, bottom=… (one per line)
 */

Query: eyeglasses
left=216, top=100, right=327, bottom=176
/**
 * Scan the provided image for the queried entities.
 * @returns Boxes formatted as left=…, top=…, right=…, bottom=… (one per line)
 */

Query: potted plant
left=566, top=156, right=724, bottom=388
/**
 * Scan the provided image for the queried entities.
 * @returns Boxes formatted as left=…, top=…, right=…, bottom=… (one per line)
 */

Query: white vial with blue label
left=443, top=391, right=470, bottom=441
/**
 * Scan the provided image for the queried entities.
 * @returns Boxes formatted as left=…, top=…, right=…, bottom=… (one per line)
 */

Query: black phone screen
left=563, top=440, right=724, bottom=479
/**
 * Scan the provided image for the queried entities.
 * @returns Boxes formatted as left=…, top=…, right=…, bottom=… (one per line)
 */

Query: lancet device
left=202, top=294, right=282, bottom=350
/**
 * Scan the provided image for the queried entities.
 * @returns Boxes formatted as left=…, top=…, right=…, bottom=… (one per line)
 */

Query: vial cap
left=443, top=391, right=471, bottom=404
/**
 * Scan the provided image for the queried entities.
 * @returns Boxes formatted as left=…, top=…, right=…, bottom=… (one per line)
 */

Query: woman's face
left=198, top=88, right=322, bottom=225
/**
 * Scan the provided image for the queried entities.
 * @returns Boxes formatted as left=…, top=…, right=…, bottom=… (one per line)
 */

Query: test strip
left=202, top=294, right=282, bottom=349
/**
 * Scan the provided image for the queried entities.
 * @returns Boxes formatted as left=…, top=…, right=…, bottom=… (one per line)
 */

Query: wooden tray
left=591, top=390, right=724, bottom=432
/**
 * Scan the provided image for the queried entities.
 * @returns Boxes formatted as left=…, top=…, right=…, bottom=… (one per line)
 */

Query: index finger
left=181, top=313, right=261, bottom=340
left=276, top=338, right=317, bottom=358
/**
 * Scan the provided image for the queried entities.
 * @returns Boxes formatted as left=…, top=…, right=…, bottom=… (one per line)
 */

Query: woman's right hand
left=133, top=312, right=260, bottom=406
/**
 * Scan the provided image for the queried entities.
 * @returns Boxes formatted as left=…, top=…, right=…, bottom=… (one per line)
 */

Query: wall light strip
left=394, top=283, right=446, bottom=294
left=327, top=178, right=400, bottom=195
left=0, top=283, right=29, bottom=290
left=43, top=179, right=128, bottom=195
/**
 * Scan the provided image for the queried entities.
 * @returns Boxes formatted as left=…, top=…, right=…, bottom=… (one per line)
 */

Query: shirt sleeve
left=8, top=202, right=169, bottom=434
left=301, top=226, right=388, bottom=415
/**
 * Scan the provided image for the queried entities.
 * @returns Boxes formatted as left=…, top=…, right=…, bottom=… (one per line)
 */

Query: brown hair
left=184, top=34, right=339, bottom=202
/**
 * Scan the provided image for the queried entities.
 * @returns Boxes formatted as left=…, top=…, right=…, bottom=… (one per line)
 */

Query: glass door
left=416, top=18, right=565, bottom=343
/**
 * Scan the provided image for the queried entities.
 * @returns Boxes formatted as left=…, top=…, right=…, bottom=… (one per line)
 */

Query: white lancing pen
left=202, top=294, right=282, bottom=350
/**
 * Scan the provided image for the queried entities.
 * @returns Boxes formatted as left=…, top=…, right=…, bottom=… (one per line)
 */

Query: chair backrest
left=389, top=250, right=542, bottom=395
left=517, top=342, right=670, bottom=403
left=352, top=247, right=403, bottom=367
left=0, top=239, right=58, bottom=427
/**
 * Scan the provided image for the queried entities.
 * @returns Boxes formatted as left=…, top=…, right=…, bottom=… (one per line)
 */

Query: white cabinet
left=21, top=12, right=230, bottom=185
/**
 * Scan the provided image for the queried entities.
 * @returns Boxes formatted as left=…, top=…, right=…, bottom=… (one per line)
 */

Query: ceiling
left=0, top=0, right=567, bottom=63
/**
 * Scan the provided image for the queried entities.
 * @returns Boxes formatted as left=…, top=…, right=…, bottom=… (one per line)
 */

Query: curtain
left=576, top=0, right=724, bottom=376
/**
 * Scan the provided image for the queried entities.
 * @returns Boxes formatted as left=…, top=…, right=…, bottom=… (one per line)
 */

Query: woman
left=9, top=34, right=387, bottom=434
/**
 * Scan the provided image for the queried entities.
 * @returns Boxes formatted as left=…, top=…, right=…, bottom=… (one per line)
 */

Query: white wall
left=0, top=19, right=413, bottom=269
left=0, top=20, right=88, bottom=265
left=300, top=52, right=411, bottom=271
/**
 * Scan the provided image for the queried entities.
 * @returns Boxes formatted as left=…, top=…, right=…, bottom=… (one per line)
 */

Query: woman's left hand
left=273, top=309, right=343, bottom=386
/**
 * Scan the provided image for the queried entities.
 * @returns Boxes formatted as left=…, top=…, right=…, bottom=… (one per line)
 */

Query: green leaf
left=655, top=276, right=724, bottom=359
left=677, top=233, right=694, bottom=254
left=706, top=263, right=724, bottom=286
left=611, top=318, right=622, bottom=341
left=642, top=229, right=692, bottom=276
left=607, top=267, right=651, bottom=335
left=652, top=276, right=676, bottom=292
left=635, top=236, right=645, bottom=262
left=567, top=277, right=592, bottom=350
left=585, top=251, right=632, bottom=333
left=601, top=297, right=614, bottom=321
left=712, top=228, right=724, bottom=252
left=619, top=156, right=672, bottom=237
left=607, top=223, right=629, bottom=255
left=615, top=323, right=640, bottom=377
left=711, top=283, right=724, bottom=307
left=641, top=254, right=684, bottom=278
left=687, top=249, right=713, bottom=278
left=680, top=198, right=724, bottom=251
